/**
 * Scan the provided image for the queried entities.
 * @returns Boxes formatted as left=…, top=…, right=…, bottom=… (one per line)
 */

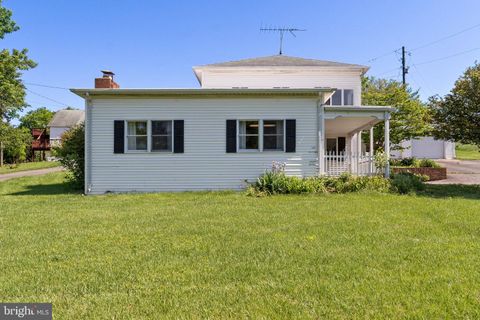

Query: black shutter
left=173, top=120, right=184, bottom=153
left=226, top=120, right=237, bottom=153
left=113, top=120, right=124, bottom=154
left=285, top=119, right=296, bottom=153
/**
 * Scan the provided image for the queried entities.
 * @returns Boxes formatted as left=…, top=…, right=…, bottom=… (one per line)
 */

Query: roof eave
left=70, top=87, right=337, bottom=99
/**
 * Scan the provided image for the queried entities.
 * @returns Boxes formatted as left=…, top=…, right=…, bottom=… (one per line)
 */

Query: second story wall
left=199, top=68, right=363, bottom=105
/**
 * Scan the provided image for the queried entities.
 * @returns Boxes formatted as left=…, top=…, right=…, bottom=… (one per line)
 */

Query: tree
left=0, top=1, right=36, bottom=121
left=19, top=107, right=54, bottom=131
left=429, top=63, right=480, bottom=147
left=362, top=77, right=431, bottom=150
left=0, top=122, right=31, bottom=163
left=54, top=124, right=84, bottom=188
left=0, top=0, right=18, bottom=38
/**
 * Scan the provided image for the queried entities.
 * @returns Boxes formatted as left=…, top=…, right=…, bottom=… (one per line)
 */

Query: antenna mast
left=260, top=26, right=306, bottom=55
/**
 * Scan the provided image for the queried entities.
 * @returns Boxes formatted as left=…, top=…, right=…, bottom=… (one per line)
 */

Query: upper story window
left=343, top=89, right=354, bottom=105
left=326, top=89, right=354, bottom=106
left=127, top=121, right=148, bottom=151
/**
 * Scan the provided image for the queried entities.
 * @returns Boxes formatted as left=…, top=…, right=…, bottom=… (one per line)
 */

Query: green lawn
left=456, top=144, right=480, bottom=160
left=0, top=161, right=60, bottom=174
left=1, top=173, right=480, bottom=319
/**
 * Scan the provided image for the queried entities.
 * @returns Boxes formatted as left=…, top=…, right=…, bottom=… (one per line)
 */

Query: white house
left=48, top=109, right=85, bottom=145
left=72, top=55, right=394, bottom=194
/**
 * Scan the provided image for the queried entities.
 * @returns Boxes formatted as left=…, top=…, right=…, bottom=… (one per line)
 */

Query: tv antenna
left=260, top=26, right=306, bottom=55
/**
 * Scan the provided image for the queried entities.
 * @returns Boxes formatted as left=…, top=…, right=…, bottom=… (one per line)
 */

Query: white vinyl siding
left=86, top=98, right=318, bottom=193
left=200, top=69, right=362, bottom=105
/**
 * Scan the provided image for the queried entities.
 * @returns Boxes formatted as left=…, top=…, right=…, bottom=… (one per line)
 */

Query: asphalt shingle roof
left=201, top=55, right=368, bottom=69
left=48, top=109, right=85, bottom=127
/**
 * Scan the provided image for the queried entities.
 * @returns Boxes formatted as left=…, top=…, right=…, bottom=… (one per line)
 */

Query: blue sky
left=3, top=0, right=480, bottom=116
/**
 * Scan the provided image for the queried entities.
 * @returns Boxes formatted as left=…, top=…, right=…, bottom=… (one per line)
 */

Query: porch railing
left=324, top=152, right=376, bottom=176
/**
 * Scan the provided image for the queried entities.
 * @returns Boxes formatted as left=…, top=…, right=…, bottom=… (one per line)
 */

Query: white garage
left=392, top=137, right=456, bottom=159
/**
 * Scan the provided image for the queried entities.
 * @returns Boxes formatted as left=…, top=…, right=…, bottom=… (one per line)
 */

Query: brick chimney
left=95, top=70, right=119, bottom=88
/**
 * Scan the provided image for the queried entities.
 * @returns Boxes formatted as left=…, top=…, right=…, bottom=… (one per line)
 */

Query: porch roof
left=324, top=105, right=394, bottom=112
left=324, top=105, right=393, bottom=136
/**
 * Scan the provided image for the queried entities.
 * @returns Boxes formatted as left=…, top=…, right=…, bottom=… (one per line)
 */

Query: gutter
left=70, top=88, right=336, bottom=99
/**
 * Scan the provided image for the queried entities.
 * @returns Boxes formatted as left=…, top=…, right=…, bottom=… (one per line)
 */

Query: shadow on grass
left=8, top=182, right=82, bottom=196
left=418, top=184, right=480, bottom=200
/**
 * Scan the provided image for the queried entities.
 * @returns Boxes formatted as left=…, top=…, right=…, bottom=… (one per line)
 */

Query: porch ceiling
left=325, top=117, right=380, bottom=136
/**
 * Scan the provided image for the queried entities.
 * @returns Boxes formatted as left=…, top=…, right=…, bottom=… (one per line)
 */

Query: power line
left=409, top=61, right=434, bottom=96
left=411, top=22, right=480, bottom=52
left=25, top=88, right=71, bottom=107
left=365, top=22, right=480, bottom=64
left=414, top=47, right=480, bottom=66
left=25, top=82, right=69, bottom=90
left=375, top=66, right=401, bottom=77
left=365, top=48, right=400, bottom=63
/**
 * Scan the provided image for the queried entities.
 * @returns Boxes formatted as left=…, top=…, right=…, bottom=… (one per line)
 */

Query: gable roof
left=199, top=55, right=368, bottom=69
left=48, top=109, right=85, bottom=127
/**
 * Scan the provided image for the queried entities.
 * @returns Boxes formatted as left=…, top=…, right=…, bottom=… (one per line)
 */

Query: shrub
left=53, top=123, right=84, bottom=188
left=390, top=157, right=440, bottom=168
left=250, top=171, right=391, bottom=196
left=419, top=158, right=440, bottom=168
left=390, top=172, right=426, bottom=194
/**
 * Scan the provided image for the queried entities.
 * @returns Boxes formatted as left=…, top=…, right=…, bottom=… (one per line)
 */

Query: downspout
left=85, top=92, right=92, bottom=194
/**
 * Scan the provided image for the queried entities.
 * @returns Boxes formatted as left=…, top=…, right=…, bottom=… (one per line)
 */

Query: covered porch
left=318, top=106, right=393, bottom=177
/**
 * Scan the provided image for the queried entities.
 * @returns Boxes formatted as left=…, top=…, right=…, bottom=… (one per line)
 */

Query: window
left=331, top=90, right=342, bottom=105
left=239, top=120, right=259, bottom=150
left=326, top=89, right=354, bottom=106
left=343, top=89, right=354, bottom=105
left=263, top=120, right=284, bottom=151
left=127, top=121, right=148, bottom=151
left=151, top=120, right=172, bottom=152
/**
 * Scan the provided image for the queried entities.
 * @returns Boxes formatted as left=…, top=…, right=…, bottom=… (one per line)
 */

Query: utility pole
left=401, top=46, right=409, bottom=85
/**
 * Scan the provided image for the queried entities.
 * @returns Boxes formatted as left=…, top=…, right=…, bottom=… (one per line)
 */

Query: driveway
left=0, top=167, right=64, bottom=182
left=429, top=160, right=480, bottom=185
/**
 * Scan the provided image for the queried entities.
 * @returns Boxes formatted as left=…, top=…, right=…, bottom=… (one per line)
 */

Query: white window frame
left=262, top=119, right=285, bottom=152
left=343, top=89, right=354, bottom=106
left=151, top=120, right=174, bottom=153
left=237, top=119, right=260, bottom=152
left=237, top=119, right=285, bottom=152
left=326, top=89, right=355, bottom=106
left=125, top=120, right=149, bottom=153
left=124, top=120, right=174, bottom=153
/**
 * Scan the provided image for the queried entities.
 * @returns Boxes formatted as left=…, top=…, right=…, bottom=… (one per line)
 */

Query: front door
left=326, top=137, right=346, bottom=155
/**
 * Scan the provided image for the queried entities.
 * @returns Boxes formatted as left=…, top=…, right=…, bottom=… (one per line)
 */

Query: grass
left=456, top=144, right=480, bottom=160
left=1, top=173, right=480, bottom=319
left=0, top=161, right=60, bottom=174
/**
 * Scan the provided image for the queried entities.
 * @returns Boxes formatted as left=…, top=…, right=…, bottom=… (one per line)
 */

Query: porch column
left=384, top=112, right=391, bottom=178
left=357, top=130, right=362, bottom=155
left=369, top=127, right=374, bottom=155
left=318, top=103, right=325, bottom=175
left=369, top=126, right=374, bottom=174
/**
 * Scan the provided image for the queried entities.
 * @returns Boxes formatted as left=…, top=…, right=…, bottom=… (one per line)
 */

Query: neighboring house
left=72, top=56, right=394, bottom=194
left=391, top=137, right=456, bottom=159
left=48, top=109, right=85, bottom=145
left=31, top=128, right=50, bottom=161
